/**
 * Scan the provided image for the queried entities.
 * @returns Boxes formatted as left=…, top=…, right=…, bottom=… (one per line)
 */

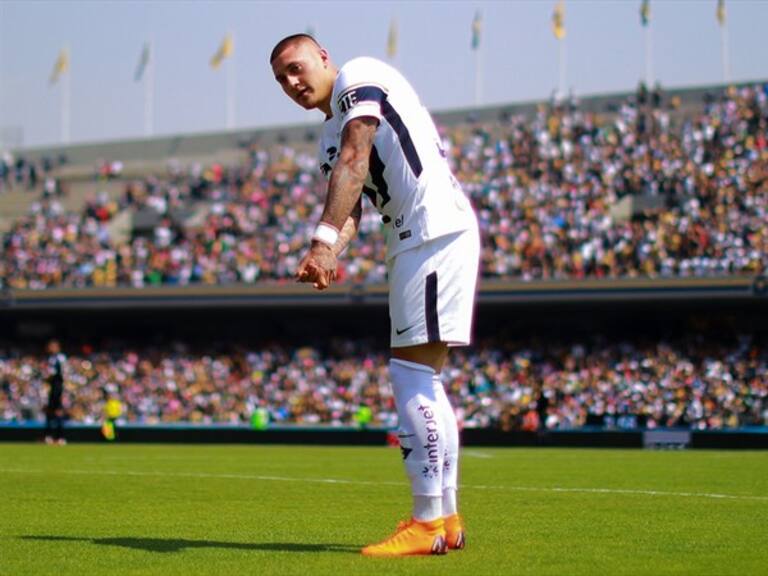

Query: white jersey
left=319, top=57, right=476, bottom=260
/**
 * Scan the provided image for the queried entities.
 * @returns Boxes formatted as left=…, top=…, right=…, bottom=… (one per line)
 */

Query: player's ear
left=319, top=48, right=330, bottom=67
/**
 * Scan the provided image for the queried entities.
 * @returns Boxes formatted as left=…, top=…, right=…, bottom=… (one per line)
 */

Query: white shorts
left=388, top=227, right=480, bottom=348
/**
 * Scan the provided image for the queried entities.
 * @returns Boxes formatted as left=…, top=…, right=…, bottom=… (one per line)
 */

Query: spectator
left=0, top=332, right=764, bottom=431
left=1, top=83, right=766, bottom=287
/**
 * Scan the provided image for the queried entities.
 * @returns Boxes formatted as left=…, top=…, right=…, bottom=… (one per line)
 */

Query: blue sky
left=1, top=0, right=766, bottom=148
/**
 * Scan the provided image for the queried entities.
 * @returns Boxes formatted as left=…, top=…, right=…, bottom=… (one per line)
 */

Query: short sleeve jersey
left=319, top=57, right=476, bottom=260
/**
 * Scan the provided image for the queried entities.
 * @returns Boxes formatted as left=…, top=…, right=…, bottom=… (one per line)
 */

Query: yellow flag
left=471, top=11, right=482, bottom=50
left=50, top=48, right=69, bottom=84
left=640, top=0, right=651, bottom=27
left=552, top=1, right=565, bottom=40
left=210, top=33, right=234, bottom=69
left=716, top=0, right=726, bottom=27
left=387, top=18, right=398, bottom=60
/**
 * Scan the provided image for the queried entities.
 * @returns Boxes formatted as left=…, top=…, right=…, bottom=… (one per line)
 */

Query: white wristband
left=312, top=222, right=339, bottom=247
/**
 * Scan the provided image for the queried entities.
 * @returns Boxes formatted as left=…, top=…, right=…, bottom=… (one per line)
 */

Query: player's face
left=272, top=42, right=333, bottom=112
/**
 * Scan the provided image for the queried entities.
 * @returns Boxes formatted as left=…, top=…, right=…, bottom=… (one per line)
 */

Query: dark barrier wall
left=3, top=424, right=767, bottom=449
left=691, top=430, right=768, bottom=450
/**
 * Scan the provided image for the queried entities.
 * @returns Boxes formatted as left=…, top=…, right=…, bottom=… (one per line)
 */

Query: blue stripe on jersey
left=367, top=145, right=390, bottom=207
left=425, top=271, right=440, bottom=342
left=348, top=85, right=423, bottom=178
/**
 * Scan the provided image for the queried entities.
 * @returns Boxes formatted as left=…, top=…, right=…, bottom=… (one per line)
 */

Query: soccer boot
left=443, top=514, right=466, bottom=550
left=361, top=518, right=447, bottom=557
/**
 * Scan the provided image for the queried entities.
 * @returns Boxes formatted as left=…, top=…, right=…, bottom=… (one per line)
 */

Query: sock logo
left=422, top=464, right=440, bottom=479
left=417, top=404, right=440, bottom=473
left=398, top=432, right=414, bottom=461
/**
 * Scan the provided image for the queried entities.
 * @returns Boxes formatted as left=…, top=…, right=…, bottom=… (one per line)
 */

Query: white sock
left=442, top=488, right=458, bottom=517
left=434, top=372, right=460, bottom=517
left=390, top=358, right=445, bottom=520
left=413, top=495, right=442, bottom=522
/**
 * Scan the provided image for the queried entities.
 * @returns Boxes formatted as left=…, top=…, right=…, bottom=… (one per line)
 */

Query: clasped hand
left=295, top=242, right=337, bottom=290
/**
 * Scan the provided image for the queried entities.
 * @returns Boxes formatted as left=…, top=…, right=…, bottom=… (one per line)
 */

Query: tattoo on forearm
left=322, top=117, right=378, bottom=231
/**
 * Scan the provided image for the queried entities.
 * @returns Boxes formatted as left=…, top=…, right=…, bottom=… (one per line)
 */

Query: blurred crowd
left=2, top=82, right=767, bottom=289
left=1, top=146, right=385, bottom=288
left=461, top=83, right=768, bottom=279
left=0, top=152, right=65, bottom=196
left=1, top=334, right=765, bottom=430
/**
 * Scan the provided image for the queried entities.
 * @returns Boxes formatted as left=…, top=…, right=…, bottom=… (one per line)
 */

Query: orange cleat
left=362, top=518, right=447, bottom=557
left=443, top=514, right=465, bottom=550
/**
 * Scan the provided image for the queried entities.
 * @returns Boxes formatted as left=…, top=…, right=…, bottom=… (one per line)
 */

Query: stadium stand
left=2, top=82, right=766, bottom=289
left=1, top=331, right=766, bottom=430
left=1, top=81, right=766, bottom=437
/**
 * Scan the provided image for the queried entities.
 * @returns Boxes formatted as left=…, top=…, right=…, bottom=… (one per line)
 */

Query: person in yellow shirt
left=101, top=389, right=123, bottom=442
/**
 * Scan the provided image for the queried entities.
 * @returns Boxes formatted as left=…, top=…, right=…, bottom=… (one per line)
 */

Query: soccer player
left=271, top=35, right=480, bottom=556
left=43, top=339, right=67, bottom=445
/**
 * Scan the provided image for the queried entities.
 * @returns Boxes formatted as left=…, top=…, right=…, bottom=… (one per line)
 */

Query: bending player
left=271, top=34, right=479, bottom=556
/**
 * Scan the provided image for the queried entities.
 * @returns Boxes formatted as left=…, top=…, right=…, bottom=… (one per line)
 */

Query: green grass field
left=1, top=443, right=767, bottom=575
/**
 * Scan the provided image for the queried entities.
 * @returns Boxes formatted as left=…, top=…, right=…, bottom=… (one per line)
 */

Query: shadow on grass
left=21, top=535, right=361, bottom=554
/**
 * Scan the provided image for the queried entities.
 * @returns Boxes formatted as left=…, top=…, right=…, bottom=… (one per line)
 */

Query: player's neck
left=317, top=66, right=339, bottom=118
left=318, top=97, right=332, bottom=118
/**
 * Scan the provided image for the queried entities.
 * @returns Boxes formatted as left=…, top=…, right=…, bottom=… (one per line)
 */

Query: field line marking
left=467, top=483, right=768, bottom=501
left=463, top=450, right=494, bottom=459
left=1, top=466, right=767, bottom=503
left=0, top=467, right=404, bottom=488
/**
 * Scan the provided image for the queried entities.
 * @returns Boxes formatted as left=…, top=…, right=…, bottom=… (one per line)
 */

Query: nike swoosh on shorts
left=395, top=325, right=416, bottom=335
